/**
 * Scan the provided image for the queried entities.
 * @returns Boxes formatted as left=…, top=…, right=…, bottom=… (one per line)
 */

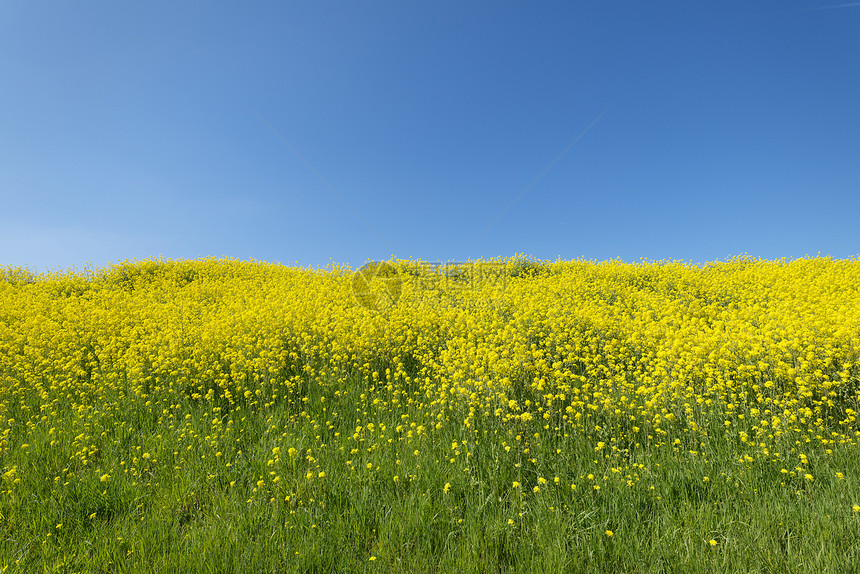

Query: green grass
left=2, top=372, right=859, bottom=573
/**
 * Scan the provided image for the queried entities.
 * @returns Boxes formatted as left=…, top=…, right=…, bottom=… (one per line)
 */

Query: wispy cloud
left=469, top=109, right=607, bottom=250
left=799, top=2, right=860, bottom=10
left=0, top=222, right=176, bottom=272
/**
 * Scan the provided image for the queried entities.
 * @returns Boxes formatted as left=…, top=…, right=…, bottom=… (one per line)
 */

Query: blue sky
left=2, top=1, right=858, bottom=272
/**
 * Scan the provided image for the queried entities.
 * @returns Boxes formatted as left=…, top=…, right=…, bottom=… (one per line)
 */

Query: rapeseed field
left=1, top=256, right=858, bottom=572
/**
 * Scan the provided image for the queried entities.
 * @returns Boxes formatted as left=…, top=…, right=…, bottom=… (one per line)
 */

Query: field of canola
left=1, top=256, right=859, bottom=572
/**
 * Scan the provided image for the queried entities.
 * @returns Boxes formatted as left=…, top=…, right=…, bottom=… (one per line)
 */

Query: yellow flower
left=100, top=474, right=110, bottom=483
left=443, top=482, right=451, bottom=493
left=709, top=539, right=718, bottom=547
left=605, top=530, right=613, bottom=537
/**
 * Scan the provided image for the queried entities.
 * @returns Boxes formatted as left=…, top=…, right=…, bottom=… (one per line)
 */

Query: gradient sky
left=2, top=1, right=858, bottom=272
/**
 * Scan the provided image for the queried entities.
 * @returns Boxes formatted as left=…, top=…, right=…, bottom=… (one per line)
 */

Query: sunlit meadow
left=1, top=256, right=859, bottom=572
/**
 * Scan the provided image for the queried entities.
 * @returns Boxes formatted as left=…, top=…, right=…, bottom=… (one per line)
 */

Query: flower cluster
left=0, top=255, right=857, bottom=518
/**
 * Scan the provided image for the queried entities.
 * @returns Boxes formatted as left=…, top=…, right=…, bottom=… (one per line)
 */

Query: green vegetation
left=1, top=257, right=859, bottom=572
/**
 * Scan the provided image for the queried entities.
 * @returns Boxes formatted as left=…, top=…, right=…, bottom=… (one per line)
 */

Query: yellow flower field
left=1, top=256, right=858, bottom=572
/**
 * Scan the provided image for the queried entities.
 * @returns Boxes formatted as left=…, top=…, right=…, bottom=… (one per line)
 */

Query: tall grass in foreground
left=1, top=256, right=859, bottom=572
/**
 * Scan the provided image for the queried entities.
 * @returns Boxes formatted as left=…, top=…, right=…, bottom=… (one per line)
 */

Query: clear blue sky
left=2, top=1, right=858, bottom=271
